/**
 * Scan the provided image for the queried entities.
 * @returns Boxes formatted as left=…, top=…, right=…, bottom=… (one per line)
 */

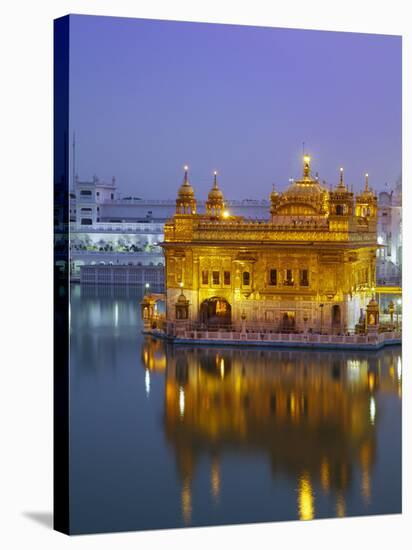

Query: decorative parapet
left=163, top=217, right=376, bottom=245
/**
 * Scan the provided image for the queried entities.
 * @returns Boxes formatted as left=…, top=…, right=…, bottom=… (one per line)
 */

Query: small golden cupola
left=270, top=183, right=279, bottom=215
left=356, top=172, right=377, bottom=219
left=176, top=165, right=197, bottom=215
left=206, top=171, right=225, bottom=217
left=329, top=167, right=354, bottom=216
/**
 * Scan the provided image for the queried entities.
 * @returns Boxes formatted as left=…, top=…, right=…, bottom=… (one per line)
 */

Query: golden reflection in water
left=298, top=472, right=315, bottom=521
left=369, top=397, right=376, bottom=425
left=141, top=339, right=401, bottom=519
left=336, top=493, right=346, bottom=517
left=320, top=458, right=330, bottom=494
left=210, top=457, right=221, bottom=503
left=141, top=338, right=167, bottom=372
left=179, top=386, right=185, bottom=418
left=181, top=478, right=192, bottom=525
left=359, top=441, right=372, bottom=505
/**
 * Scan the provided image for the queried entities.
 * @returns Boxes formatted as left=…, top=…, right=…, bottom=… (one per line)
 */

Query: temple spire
left=337, top=167, right=346, bottom=190
left=183, top=165, right=189, bottom=184
left=303, top=154, right=311, bottom=178
left=213, top=170, right=218, bottom=188
left=365, top=172, right=369, bottom=192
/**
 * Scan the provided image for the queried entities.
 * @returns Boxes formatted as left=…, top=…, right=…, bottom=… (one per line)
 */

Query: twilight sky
left=69, top=15, right=401, bottom=199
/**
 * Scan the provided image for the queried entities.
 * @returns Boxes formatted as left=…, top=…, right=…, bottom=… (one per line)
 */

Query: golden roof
left=283, top=178, right=327, bottom=199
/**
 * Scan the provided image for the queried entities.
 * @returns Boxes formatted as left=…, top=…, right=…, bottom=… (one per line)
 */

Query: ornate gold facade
left=161, top=156, right=378, bottom=333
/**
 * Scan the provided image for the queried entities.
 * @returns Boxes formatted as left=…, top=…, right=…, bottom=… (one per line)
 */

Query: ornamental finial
left=213, top=170, right=218, bottom=188
left=365, top=172, right=369, bottom=191
left=303, top=154, right=311, bottom=178
left=183, top=165, right=189, bottom=184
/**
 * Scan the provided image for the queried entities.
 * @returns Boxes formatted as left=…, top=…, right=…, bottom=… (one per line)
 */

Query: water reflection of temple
left=141, top=340, right=401, bottom=523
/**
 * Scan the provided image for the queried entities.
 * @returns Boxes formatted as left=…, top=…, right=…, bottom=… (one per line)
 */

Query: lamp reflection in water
left=181, top=478, right=192, bottom=525
left=336, top=493, right=346, bottom=517
left=179, top=386, right=185, bottom=418
left=298, top=472, right=315, bottom=521
left=369, top=397, right=376, bottom=425
left=359, top=441, right=372, bottom=506
left=145, top=369, right=150, bottom=397
left=210, top=456, right=221, bottom=504
left=320, top=458, right=330, bottom=494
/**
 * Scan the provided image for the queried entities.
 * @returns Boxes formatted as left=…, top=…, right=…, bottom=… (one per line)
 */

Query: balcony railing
left=159, top=322, right=401, bottom=347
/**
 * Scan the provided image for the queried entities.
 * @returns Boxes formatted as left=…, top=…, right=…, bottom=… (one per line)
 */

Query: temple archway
left=281, top=312, right=296, bottom=332
left=332, top=305, right=341, bottom=331
left=199, top=297, right=231, bottom=327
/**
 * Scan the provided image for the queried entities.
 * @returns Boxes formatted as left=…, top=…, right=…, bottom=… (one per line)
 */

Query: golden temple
left=160, top=155, right=379, bottom=334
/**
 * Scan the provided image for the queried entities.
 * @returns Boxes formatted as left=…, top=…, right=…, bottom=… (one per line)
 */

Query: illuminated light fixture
left=377, top=236, right=383, bottom=245
left=397, top=298, right=402, bottom=306
left=214, top=170, right=218, bottom=176
left=145, top=282, right=150, bottom=289
left=184, top=165, right=189, bottom=171
left=303, top=154, right=311, bottom=164
left=180, top=281, right=184, bottom=288
left=340, top=167, right=344, bottom=172
left=222, top=210, right=230, bottom=219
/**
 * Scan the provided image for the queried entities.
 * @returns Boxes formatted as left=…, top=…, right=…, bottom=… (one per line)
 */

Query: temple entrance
left=281, top=311, right=296, bottom=332
left=200, top=297, right=231, bottom=327
left=332, top=305, right=341, bottom=331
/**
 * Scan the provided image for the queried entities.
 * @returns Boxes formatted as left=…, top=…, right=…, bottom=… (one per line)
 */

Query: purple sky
left=69, top=15, right=401, bottom=199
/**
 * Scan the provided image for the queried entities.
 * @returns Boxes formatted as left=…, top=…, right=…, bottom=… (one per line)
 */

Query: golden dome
left=178, top=166, right=195, bottom=198
left=206, top=172, right=225, bottom=216
left=282, top=156, right=325, bottom=197
left=208, top=172, right=224, bottom=201
left=283, top=178, right=327, bottom=199
left=176, top=165, right=197, bottom=215
left=270, top=184, right=279, bottom=202
left=272, top=156, right=329, bottom=215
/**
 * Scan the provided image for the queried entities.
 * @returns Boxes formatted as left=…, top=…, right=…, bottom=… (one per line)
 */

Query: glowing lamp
left=222, top=210, right=230, bottom=219
left=304, top=154, right=311, bottom=164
